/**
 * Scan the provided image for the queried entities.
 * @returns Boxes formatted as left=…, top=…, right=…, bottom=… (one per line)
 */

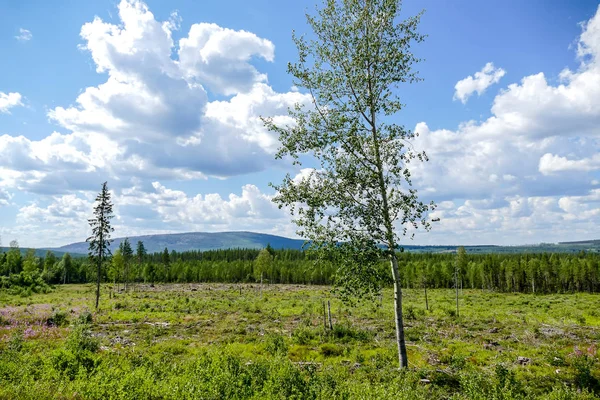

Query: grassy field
left=0, top=283, right=598, bottom=399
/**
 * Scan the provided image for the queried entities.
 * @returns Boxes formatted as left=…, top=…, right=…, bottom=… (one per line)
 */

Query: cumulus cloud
left=15, top=182, right=293, bottom=247
left=179, top=23, right=275, bottom=95
left=139, top=182, right=284, bottom=225
left=18, top=195, right=92, bottom=224
left=5, top=1, right=600, bottom=247
left=15, top=28, right=32, bottom=42
left=539, top=153, right=600, bottom=175
left=415, top=6, right=600, bottom=197
left=418, top=190, right=600, bottom=245
left=14, top=194, right=94, bottom=246
left=0, top=0, right=310, bottom=195
left=0, top=92, right=23, bottom=113
left=453, top=62, right=506, bottom=103
left=0, top=188, right=12, bottom=206
left=406, top=6, right=600, bottom=243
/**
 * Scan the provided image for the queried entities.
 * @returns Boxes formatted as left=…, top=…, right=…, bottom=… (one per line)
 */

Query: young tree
left=263, top=0, right=435, bottom=368
left=87, top=182, right=115, bottom=310
left=110, top=248, right=124, bottom=290
left=455, top=246, right=467, bottom=317
left=163, top=247, right=171, bottom=278
left=60, top=253, right=72, bottom=284
left=23, top=249, right=39, bottom=275
left=7, top=240, right=21, bottom=275
left=136, top=241, right=146, bottom=263
left=43, top=250, right=57, bottom=282
left=144, top=262, right=156, bottom=285
left=254, top=248, right=274, bottom=285
left=265, top=243, right=276, bottom=257
left=136, top=241, right=146, bottom=286
left=121, top=238, right=133, bottom=290
left=418, top=261, right=430, bottom=311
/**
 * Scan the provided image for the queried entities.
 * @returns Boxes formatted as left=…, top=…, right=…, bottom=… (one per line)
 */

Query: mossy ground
left=0, top=284, right=598, bottom=399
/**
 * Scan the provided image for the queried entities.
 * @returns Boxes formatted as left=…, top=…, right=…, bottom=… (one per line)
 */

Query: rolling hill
left=32, top=231, right=600, bottom=256
left=0, top=247, right=75, bottom=258
left=52, top=231, right=307, bottom=255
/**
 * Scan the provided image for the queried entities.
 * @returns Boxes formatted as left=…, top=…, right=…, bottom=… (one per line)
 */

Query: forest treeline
left=2, top=242, right=600, bottom=294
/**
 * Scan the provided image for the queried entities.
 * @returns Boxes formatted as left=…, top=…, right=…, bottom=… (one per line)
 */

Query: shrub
left=292, top=326, right=316, bottom=345
left=51, top=348, right=80, bottom=380
left=0, top=314, right=10, bottom=326
left=320, top=343, right=344, bottom=357
left=494, top=363, right=524, bottom=399
left=8, top=330, right=24, bottom=352
left=430, top=369, right=461, bottom=390
left=47, top=309, right=69, bottom=327
left=264, top=334, right=288, bottom=356
left=330, top=324, right=372, bottom=343
left=262, top=360, right=314, bottom=399
left=78, top=310, right=94, bottom=325
left=66, top=322, right=99, bottom=354
left=570, top=346, right=599, bottom=393
left=404, top=304, right=418, bottom=320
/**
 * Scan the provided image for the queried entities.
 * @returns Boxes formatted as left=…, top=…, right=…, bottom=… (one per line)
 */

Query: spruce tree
left=162, top=247, right=170, bottom=282
left=121, top=238, right=133, bottom=290
left=87, top=182, right=115, bottom=310
left=136, top=241, right=146, bottom=286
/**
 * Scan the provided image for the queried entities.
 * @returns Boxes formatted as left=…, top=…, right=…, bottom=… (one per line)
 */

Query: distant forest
left=1, top=244, right=600, bottom=294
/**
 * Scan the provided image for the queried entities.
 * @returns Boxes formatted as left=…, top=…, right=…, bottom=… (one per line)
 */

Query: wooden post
left=323, top=301, right=327, bottom=329
left=424, top=285, right=429, bottom=311
left=455, top=267, right=460, bottom=318
left=327, top=300, right=333, bottom=330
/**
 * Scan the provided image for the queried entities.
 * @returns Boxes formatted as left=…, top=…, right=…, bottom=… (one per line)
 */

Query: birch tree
left=263, top=0, right=436, bottom=368
left=254, top=248, right=273, bottom=287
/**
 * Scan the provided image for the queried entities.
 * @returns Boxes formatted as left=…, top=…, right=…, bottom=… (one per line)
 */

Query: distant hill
left=558, top=239, right=600, bottom=245
left=52, top=231, right=307, bottom=255
left=0, top=247, right=78, bottom=258
left=7, top=232, right=598, bottom=257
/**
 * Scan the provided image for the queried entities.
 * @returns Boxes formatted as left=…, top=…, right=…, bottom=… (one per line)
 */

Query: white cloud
left=4, top=1, right=600, bottom=247
left=418, top=191, right=599, bottom=245
left=15, top=195, right=94, bottom=247
left=205, top=83, right=307, bottom=154
left=578, top=8, right=600, bottom=62
left=18, top=195, right=92, bottom=224
left=141, top=182, right=284, bottom=225
left=15, top=28, right=32, bottom=42
left=539, top=152, right=600, bottom=175
left=0, top=188, right=12, bottom=206
left=415, top=6, right=600, bottom=201
left=14, top=182, right=294, bottom=247
left=179, top=23, right=275, bottom=95
left=454, top=62, right=506, bottom=103
left=407, top=6, right=600, bottom=244
left=0, top=0, right=310, bottom=195
left=0, top=92, right=23, bottom=113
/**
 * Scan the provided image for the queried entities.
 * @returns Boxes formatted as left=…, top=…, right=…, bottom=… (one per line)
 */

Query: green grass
left=0, top=284, right=598, bottom=399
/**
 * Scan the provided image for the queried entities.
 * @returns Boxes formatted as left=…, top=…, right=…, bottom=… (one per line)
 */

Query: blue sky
left=1, top=0, right=600, bottom=247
